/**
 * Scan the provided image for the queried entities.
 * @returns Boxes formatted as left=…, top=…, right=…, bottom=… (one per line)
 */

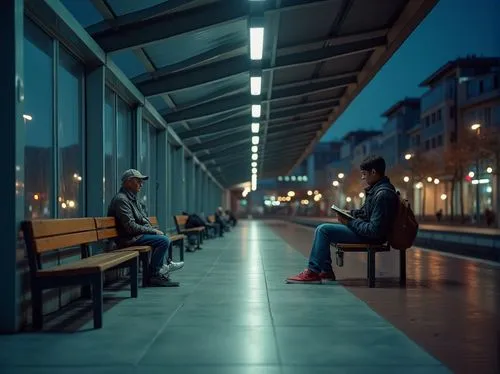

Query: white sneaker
left=159, top=261, right=184, bottom=276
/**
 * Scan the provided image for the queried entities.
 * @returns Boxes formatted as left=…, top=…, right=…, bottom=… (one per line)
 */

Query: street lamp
left=470, top=123, right=482, bottom=222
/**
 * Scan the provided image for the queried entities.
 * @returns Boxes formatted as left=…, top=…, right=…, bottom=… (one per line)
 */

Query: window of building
left=431, top=112, right=436, bottom=124
left=431, top=138, right=436, bottom=149
left=437, top=109, right=441, bottom=122
left=23, top=19, right=54, bottom=219
left=425, top=116, right=430, bottom=128
left=479, top=80, right=484, bottom=94
left=425, top=140, right=430, bottom=150
left=437, top=134, right=443, bottom=147
left=449, top=106, right=455, bottom=119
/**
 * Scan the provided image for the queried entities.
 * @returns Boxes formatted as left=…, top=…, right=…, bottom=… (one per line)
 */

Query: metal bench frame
left=333, top=243, right=407, bottom=288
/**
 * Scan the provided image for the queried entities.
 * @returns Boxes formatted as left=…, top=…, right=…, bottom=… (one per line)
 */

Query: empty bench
left=173, top=215, right=205, bottom=249
left=333, top=243, right=407, bottom=288
left=21, top=218, right=139, bottom=329
left=95, top=216, right=186, bottom=287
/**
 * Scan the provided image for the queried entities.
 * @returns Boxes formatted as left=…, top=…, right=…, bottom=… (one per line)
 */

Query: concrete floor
left=0, top=220, right=451, bottom=374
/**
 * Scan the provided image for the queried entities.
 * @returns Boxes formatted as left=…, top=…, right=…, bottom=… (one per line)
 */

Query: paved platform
left=270, top=220, right=500, bottom=374
left=0, top=221, right=451, bottom=374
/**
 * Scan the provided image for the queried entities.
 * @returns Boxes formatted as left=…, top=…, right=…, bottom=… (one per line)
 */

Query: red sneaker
left=319, top=271, right=336, bottom=282
left=286, top=269, right=322, bottom=284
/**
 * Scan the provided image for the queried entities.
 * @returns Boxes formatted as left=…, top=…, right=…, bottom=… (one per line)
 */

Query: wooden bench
left=149, top=217, right=186, bottom=261
left=332, top=243, right=406, bottom=288
left=21, top=218, right=139, bottom=329
left=95, top=217, right=186, bottom=287
left=173, top=215, right=205, bottom=249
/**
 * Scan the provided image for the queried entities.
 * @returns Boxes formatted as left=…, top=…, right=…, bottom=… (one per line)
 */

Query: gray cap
left=121, top=169, right=149, bottom=183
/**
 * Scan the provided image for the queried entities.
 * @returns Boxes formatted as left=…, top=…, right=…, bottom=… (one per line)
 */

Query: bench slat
left=34, top=231, right=98, bottom=253
left=30, top=218, right=96, bottom=238
left=36, top=251, right=138, bottom=277
left=97, top=227, right=119, bottom=240
left=113, top=245, right=151, bottom=253
left=336, top=243, right=389, bottom=251
left=95, top=217, right=116, bottom=229
left=169, top=234, right=185, bottom=242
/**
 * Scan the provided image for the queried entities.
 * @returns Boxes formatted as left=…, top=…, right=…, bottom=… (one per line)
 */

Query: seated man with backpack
left=286, top=155, right=401, bottom=284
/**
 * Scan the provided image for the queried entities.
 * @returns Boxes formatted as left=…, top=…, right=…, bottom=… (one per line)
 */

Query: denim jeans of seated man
left=308, top=223, right=370, bottom=274
left=134, top=234, right=171, bottom=276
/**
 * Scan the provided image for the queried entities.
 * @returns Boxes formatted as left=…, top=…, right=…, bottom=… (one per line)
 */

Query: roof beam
left=199, top=144, right=252, bottom=162
left=136, top=55, right=249, bottom=96
left=132, top=41, right=247, bottom=85
left=135, top=35, right=385, bottom=96
left=163, top=93, right=251, bottom=123
left=179, top=115, right=251, bottom=141
left=190, top=132, right=250, bottom=153
left=269, top=102, right=335, bottom=120
left=266, top=74, right=354, bottom=102
left=270, top=99, right=339, bottom=114
left=267, top=114, right=328, bottom=126
left=90, top=0, right=338, bottom=53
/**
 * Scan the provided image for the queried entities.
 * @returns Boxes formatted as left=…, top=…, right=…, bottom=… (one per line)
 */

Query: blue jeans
left=308, top=223, right=370, bottom=274
left=134, top=234, right=171, bottom=276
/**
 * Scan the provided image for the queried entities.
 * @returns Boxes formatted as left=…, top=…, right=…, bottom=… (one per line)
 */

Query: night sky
left=321, top=0, right=500, bottom=142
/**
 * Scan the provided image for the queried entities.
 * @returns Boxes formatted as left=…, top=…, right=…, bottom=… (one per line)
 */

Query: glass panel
left=104, top=87, right=116, bottom=207
left=139, top=120, right=150, bottom=213
left=23, top=20, right=54, bottom=219
left=57, top=47, right=84, bottom=218
left=116, top=97, right=133, bottom=184
left=149, top=126, right=158, bottom=216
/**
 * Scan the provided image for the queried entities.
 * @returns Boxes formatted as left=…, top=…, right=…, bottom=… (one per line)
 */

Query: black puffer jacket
left=347, top=176, right=398, bottom=243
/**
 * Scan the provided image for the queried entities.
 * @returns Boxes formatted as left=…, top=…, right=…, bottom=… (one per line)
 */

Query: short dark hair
left=360, top=155, right=386, bottom=176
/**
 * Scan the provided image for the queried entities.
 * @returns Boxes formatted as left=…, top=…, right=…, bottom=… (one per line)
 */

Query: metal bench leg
left=368, top=250, right=376, bottom=288
left=399, top=250, right=407, bottom=286
left=32, top=284, right=43, bottom=330
left=196, top=233, right=202, bottom=249
left=140, top=252, right=150, bottom=288
left=168, top=241, right=173, bottom=261
left=130, top=257, right=138, bottom=298
left=179, top=240, right=184, bottom=262
left=92, top=273, right=104, bottom=329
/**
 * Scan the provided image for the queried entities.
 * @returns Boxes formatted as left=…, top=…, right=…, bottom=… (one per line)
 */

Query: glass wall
left=104, top=87, right=117, bottom=207
left=23, top=20, right=54, bottom=219
left=139, top=120, right=158, bottom=215
left=57, top=47, right=84, bottom=218
left=103, top=89, right=133, bottom=209
left=23, top=19, right=84, bottom=219
left=116, top=97, right=133, bottom=179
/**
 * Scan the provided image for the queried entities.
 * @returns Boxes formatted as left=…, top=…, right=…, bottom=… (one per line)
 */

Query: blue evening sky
left=320, top=0, right=500, bottom=142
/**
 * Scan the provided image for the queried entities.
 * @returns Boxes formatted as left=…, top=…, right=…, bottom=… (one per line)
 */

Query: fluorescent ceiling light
left=250, top=76, right=262, bottom=95
left=251, top=161, right=257, bottom=167
left=252, top=136, right=260, bottom=145
left=252, top=153, right=258, bottom=161
left=251, top=122, right=260, bottom=133
left=252, top=168, right=257, bottom=174
left=23, top=114, right=32, bottom=121
left=251, top=145, right=258, bottom=153
left=250, top=27, right=264, bottom=60
left=251, top=104, right=261, bottom=118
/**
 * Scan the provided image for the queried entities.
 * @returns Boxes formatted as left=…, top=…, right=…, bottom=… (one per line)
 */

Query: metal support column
left=0, top=0, right=23, bottom=332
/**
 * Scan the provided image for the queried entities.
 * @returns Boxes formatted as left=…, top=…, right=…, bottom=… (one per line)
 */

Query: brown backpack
left=378, top=188, right=419, bottom=250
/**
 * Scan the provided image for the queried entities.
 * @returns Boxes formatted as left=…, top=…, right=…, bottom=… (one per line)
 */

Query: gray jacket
left=107, top=187, right=157, bottom=247
left=347, top=176, right=398, bottom=243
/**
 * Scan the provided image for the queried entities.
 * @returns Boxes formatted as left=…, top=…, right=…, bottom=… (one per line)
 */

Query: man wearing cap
left=108, top=169, right=184, bottom=287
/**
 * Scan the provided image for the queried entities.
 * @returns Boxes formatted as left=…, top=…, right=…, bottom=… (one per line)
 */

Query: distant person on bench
left=286, top=155, right=398, bottom=284
left=108, top=169, right=184, bottom=287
